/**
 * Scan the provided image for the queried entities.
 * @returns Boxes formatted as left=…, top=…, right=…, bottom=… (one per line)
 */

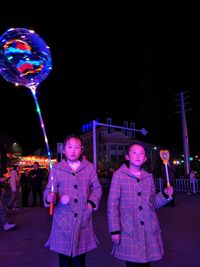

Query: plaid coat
left=107, top=164, right=171, bottom=263
left=43, top=159, right=102, bottom=257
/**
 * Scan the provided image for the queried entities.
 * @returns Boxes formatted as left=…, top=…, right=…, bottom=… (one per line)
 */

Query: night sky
left=0, top=9, right=199, bottom=155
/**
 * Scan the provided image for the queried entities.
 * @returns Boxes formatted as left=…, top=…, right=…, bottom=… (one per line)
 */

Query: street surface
left=1, top=191, right=200, bottom=267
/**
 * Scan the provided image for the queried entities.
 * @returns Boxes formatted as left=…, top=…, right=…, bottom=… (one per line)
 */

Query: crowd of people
left=0, top=162, right=49, bottom=232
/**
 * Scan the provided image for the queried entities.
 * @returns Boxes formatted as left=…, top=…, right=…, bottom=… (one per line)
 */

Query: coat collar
left=53, top=159, right=89, bottom=173
left=120, top=164, right=148, bottom=180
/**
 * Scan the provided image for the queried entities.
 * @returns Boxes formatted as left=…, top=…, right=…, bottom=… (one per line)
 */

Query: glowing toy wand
left=160, top=150, right=172, bottom=199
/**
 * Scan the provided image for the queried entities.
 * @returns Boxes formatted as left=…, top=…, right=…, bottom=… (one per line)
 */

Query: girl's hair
left=63, top=134, right=82, bottom=149
left=126, top=141, right=147, bottom=156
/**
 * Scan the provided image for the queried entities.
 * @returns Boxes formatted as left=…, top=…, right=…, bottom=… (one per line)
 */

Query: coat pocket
left=121, top=213, right=138, bottom=239
left=53, top=206, right=72, bottom=230
left=151, top=212, right=161, bottom=233
left=81, top=208, right=93, bottom=228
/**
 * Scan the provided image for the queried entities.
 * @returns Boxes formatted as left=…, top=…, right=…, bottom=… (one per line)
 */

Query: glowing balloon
left=0, top=27, right=52, bottom=89
left=0, top=28, right=54, bottom=215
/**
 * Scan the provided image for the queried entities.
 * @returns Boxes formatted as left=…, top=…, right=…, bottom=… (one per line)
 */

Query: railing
left=100, top=176, right=200, bottom=193
left=154, top=178, right=200, bottom=193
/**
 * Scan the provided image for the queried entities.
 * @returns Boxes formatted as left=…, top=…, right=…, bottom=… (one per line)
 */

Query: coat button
left=137, top=178, right=140, bottom=183
left=138, top=206, right=143, bottom=211
left=74, top=213, right=78, bottom=217
left=140, top=221, right=144, bottom=225
left=137, top=192, right=141, bottom=196
left=74, top=199, right=78, bottom=203
left=74, top=185, right=78, bottom=189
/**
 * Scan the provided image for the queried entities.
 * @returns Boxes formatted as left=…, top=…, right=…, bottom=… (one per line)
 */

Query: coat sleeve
left=87, top=166, right=102, bottom=211
left=149, top=174, right=171, bottom=209
left=107, top=171, right=121, bottom=233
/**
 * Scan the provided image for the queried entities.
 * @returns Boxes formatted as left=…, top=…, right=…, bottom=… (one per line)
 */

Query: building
left=80, top=123, right=175, bottom=172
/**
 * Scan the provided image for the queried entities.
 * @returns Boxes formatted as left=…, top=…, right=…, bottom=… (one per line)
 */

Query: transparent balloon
left=0, top=27, right=52, bottom=89
left=0, top=28, right=54, bottom=215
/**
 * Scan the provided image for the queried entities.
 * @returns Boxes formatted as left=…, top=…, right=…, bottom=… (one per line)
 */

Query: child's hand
left=111, top=234, right=120, bottom=244
left=86, top=202, right=93, bottom=210
left=164, top=186, right=174, bottom=196
left=47, top=192, right=56, bottom=203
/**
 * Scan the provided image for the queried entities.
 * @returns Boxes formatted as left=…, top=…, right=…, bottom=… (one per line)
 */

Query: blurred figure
left=0, top=177, right=16, bottom=231
left=20, top=169, right=31, bottom=207
left=188, top=170, right=197, bottom=195
left=30, top=162, right=44, bottom=207
left=41, top=168, right=49, bottom=193
left=6, top=165, right=21, bottom=210
left=107, top=166, right=114, bottom=180
left=0, top=171, right=9, bottom=200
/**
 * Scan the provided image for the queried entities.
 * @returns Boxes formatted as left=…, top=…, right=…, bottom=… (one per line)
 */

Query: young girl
left=43, top=134, right=102, bottom=267
left=107, top=142, right=173, bottom=267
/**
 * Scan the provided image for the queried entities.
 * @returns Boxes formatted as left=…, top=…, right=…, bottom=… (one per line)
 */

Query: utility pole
left=174, top=91, right=192, bottom=175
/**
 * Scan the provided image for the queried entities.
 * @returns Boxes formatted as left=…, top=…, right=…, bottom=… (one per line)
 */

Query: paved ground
left=1, top=190, right=200, bottom=267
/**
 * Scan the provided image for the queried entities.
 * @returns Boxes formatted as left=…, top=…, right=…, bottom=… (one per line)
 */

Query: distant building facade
left=80, top=125, right=176, bottom=172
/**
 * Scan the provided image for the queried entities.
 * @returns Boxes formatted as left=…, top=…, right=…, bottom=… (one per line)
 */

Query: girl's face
left=64, top=137, right=82, bottom=162
left=126, top=144, right=147, bottom=167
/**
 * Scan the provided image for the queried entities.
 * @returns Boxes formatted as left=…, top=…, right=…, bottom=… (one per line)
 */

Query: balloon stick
left=30, top=86, right=54, bottom=215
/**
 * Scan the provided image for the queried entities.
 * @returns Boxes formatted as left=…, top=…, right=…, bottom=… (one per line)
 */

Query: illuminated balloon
left=0, top=27, right=52, bottom=89
left=0, top=28, right=54, bottom=216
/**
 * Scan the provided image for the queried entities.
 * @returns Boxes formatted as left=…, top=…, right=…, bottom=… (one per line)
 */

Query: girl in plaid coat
left=107, top=142, right=173, bottom=267
left=43, top=134, right=102, bottom=267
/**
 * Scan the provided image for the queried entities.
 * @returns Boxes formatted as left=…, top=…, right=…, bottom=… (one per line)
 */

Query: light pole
left=180, top=92, right=190, bottom=175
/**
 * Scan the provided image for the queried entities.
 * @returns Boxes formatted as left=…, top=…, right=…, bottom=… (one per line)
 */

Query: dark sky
left=0, top=10, right=199, bottom=155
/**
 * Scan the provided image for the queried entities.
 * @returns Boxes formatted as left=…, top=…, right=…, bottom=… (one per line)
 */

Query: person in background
left=107, top=166, right=115, bottom=180
left=30, top=162, right=44, bottom=207
left=188, top=170, right=197, bottom=195
left=107, top=141, right=173, bottom=267
left=0, top=177, right=16, bottom=231
left=0, top=170, right=9, bottom=200
left=6, top=165, right=21, bottom=210
left=43, top=134, right=102, bottom=267
left=20, top=169, right=31, bottom=207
